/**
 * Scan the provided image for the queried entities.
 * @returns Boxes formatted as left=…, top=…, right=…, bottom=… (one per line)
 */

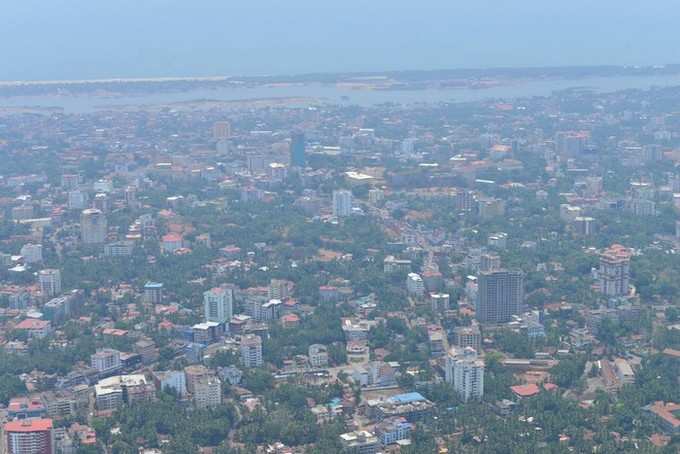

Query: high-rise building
left=143, top=282, right=163, bottom=305
left=93, top=193, right=109, bottom=213
left=445, top=347, right=484, bottom=402
left=193, top=376, right=222, bottom=409
left=332, top=190, right=352, bottom=218
left=556, top=131, right=588, bottom=155
left=38, top=269, right=62, bottom=299
left=4, top=418, right=54, bottom=454
left=479, top=253, right=501, bottom=273
left=406, top=273, right=425, bottom=298
left=90, top=349, right=122, bottom=375
left=240, top=334, right=263, bottom=368
left=80, top=209, right=107, bottom=245
left=203, top=286, right=233, bottom=324
left=124, top=186, right=139, bottom=209
left=67, top=190, right=87, bottom=210
left=573, top=216, right=596, bottom=236
left=476, top=269, right=524, bottom=324
left=12, top=204, right=34, bottom=221
left=368, top=188, right=384, bottom=205
left=454, top=189, right=474, bottom=212
left=184, top=365, right=212, bottom=394
left=20, top=243, right=43, bottom=264
left=430, top=293, right=450, bottom=313
left=453, top=321, right=482, bottom=352
left=213, top=121, right=231, bottom=140
left=598, top=244, right=632, bottom=297
left=61, top=174, right=81, bottom=190
left=268, top=279, right=291, bottom=300
left=290, top=131, right=306, bottom=167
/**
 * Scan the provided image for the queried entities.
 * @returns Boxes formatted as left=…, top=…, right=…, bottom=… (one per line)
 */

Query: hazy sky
left=2, top=0, right=679, bottom=81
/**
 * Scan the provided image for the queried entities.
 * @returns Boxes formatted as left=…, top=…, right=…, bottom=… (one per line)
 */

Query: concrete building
left=383, top=256, right=412, bottom=274
left=290, top=131, right=306, bottom=167
left=134, top=339, right=159, bottom=365
left=153, top=370, right=187, bottom=397
left=193, top=376, right=222, bottom=409
left=479, top=253, right=501, bottom=272
left=240, top=334, right=263, bottom=368
left=406, top=273, right=425, bottom=298
left=476, top=269, right=524, bottom=324
left=430, top=292, right=450, bottom=313
left=445, top=347, right=485, bottom=402
left=20, top=243, right=43, bottom=264
left=453, top=322, right=482, bottom=352
left=103, top=240, right=135, bottom=257
left=38, top=269, right=61, bottom=299
left=339, top=430, right=379, bottom=454
left=184, top=365, right=213, bottom=394
left=4, top=418, right=54, bottom=454
left=67, top=190, right=87, bottom=210
left=374, top=416, right=412, bottom=446
left=161, top=233, right=183, bottom=254
left=90, top=349, right=121, bottom=375
left=341, top=318, right=371, bottom=341
left=598, top=244, right=632, bottom=297
left=213, top=121, right=231, bottom=140
left=94, top=375, right=154, bottom=411
left=80, top=208, right=107, bottom=244
left=203, top=286, right=234, bottom=324
left=143, top=282, right=163, bottom=304
left=368, top=188, right=384, bottom=205
left=368, top=392, right=434, bottom=422
left=309, top=344, right=329, bottom=368
left=614, top=358, right=635, bottom=386
left=573, top=216, right=596, bottom=236
left=332, top=190, right=352, bottom=218
left=268, top=279, right=292, bottom=300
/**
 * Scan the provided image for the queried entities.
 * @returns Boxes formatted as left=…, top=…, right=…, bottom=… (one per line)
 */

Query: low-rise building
left=368, top=392, right=434, bottom=422
left=308, top=344, right=329, bottom=368
left=94, top=375, right=154, bottom=411
left=374, top=416, right=412, bottom=446
left=339, top=430, right=379, bottom=454
left=645, top=401, right=680, bottom=434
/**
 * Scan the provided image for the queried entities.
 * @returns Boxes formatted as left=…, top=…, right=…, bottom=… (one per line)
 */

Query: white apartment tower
left=598, top=244, right=632, bottom=297
left=39, top=269, right=62, bottom=298
left=240, top=334, right=263, bottom=368
left=332, top=190, right=352, bottom=218
left=81, top=208, right=107, bottom=244
left=203, top=286, right=234, bottom=324
left=213, top=121, right=231, bottom=140
left=445, top=347, right=484, bottom=402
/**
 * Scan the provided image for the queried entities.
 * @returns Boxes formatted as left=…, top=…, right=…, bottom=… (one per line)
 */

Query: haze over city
left=2, top=0, right=680, bottom=80
left=4, top=2, right=680, bottom=454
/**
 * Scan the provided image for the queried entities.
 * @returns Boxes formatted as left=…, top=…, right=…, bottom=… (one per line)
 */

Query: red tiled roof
left=511, top=384, right=540, bottom=398
left=5, top=418, right=53, bottom=432
left=15, top=319, right=50, bottom=330
left=543, top=383, right=558, bottom=392
left=648, top=401, right=680, bottom=428
left=162, top=233, right=182, bottom=242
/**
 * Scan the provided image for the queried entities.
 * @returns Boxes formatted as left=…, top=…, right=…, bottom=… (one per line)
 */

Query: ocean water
left=3, top=73, right=680, bottom=113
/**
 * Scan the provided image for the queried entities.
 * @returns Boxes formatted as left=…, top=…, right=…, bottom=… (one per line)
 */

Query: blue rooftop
left=388, top=392, right=426, bottom=404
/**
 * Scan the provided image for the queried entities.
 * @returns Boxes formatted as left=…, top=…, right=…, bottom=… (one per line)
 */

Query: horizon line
left=1, top=63, right=678, bottom=87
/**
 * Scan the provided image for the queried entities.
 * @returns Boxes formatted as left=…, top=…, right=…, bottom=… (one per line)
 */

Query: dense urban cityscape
left=2, top=74, right=680, bottom=454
